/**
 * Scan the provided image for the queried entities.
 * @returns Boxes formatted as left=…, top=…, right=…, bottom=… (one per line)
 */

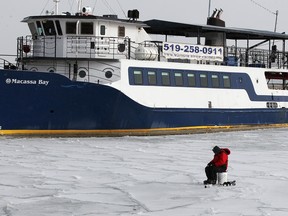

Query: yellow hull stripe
left=1, top=124, right=288, bottom=136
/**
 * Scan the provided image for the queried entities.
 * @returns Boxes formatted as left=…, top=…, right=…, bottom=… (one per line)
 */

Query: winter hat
left=212, top=146, right=221, bottom=154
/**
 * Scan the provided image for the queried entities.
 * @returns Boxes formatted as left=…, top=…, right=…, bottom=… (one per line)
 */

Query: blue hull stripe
left=0, top=70, right=288, bottom=131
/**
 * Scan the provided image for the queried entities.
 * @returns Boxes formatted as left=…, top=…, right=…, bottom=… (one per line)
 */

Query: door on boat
left=95, top=21, right=110, bottom=56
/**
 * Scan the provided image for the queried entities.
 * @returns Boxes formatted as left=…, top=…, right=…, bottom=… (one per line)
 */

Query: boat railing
left=225, top=46, right=287, bottom=69
left=16, top=35, right=288, bottom=69
left=17, top=35, right=133, bottom=60
left=66, top=36, right=131, bottom=59
left=0, top=57, right=17, bottom=70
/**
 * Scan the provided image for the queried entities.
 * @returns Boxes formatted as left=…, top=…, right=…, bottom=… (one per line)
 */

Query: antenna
left=78, top=0, right=83, bottom=13
left=250, top=0, right=279, bottom=32
left=54, top=0, right=60, bottom=15
left=208, top=0, right=212, bottom=17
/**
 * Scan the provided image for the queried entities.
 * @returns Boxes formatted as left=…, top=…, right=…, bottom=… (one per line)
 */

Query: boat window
left=200, top=74, right=208, bottom=87
left=212, top=74, right=220, bottom=88
left=81, top=22, right=93, bottom=34
left=66, top=22, right=77, bottom=34
left=118, top=26, right=125, bottom=37
left=42, top=20, right=56, bottom=35
left=187, top=73, right=196, bottom=87
left=100, top=25, right=106, bottom=35
left=175, top=72, right=183, bottom=86
left=148, top=71, right=157, bottom=85
left=79, top=70, right=87, bottom=78
left=133, top=70, right=143, bottom=85
left=223, top=75, right=231, bottom=88
left=28, top=23, right=37, bottom=36
left=265, top=71, right=288, bottom=90
left=55, top=20, right=63, bottom=35
left=266, top=102, right=278, bottom=109
left=36, top=21, right=44, bottom=36
left=161, top=71, right=170, bottom=86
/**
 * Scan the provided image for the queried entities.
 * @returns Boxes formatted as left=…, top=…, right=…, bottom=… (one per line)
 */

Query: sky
left=1, top=0, right=288, bottom=60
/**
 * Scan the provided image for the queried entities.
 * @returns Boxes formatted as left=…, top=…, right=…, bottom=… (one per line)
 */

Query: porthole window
left=30, top=67, right=38, bottom=72
left=105, top=71, right=113, bottom=79
left=118, top=44, right=125, bottom=52
left=48, top=67, right=55, bottom=73
left=79, top=70, right=87, bottom=78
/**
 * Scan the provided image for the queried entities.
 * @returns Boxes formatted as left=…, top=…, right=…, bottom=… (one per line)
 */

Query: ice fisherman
left=204, top=146, right=230, bottom=185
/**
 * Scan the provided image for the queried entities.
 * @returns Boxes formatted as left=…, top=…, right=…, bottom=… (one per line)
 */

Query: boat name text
left=163, top=42, right=224, bottom=61
left=5, top=78, right=49, bottom=86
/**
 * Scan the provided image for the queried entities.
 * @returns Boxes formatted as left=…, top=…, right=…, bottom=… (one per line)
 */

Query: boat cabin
left=19, top=9, right=150, bottom=60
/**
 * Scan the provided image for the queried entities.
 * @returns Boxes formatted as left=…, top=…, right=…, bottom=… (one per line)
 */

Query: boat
left=1, top=2, right=288, bottom=136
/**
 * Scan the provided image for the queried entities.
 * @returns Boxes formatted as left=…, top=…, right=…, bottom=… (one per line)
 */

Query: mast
left=54, top=0, right=60, bottom=15
left=208, top=0, right=212, bottom=17
left=78, top=0, right=83, bottom=13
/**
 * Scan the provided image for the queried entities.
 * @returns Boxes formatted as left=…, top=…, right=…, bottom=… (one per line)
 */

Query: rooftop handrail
left=16, top=35, right=288, bottom=69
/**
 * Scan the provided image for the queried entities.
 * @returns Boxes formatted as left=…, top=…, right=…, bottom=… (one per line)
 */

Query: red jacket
left=210, top=148, right=230, bottom=170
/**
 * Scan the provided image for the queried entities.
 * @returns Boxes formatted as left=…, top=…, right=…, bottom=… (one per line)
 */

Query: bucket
left=217, top=172, right=227, bottom=185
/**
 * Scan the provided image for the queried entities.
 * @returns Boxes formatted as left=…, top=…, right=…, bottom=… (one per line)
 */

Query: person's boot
left=203, top=179, right=209, bottom=184
left=204, top=179, right=216, bottom=185
left=211, top=179, right=216, bottom=185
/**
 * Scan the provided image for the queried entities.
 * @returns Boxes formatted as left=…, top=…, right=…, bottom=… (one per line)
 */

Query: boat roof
left=22, top=14, right=146, bottom=26
left=143, top=19, right=288, bottom=40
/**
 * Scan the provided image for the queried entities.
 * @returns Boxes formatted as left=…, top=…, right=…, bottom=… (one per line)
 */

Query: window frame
left=147, top=71, right=157, bottom=85
left=118, top=26, right=125, bottom=37
left=223, top=75, right=231, bottom=88
left=81, top=22, right=94, bottom=35
left=174, top=72, right=183, bottom=86
left=200, top=73, right=208, bottom=87
left=133, top=70, right=143, bottom=85
left=42, top=20, right=56, bottom=36
left=211, top=74, right=220, bottom=88
left=161, top=71, right=171, bottom=86
left=187, top=73, right=196, bottom=87
left=100, top=25, right=106, bottom=35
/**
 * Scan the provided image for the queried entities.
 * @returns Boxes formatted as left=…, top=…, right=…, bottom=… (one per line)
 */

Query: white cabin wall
left=111, top=59, right=288, bottom=109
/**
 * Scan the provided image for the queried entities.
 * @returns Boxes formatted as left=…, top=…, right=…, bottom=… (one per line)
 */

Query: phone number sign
left=163, top=42, right=224, bottom=61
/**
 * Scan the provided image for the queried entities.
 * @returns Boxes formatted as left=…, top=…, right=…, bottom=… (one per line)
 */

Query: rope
left=102, top=0, right=116, bottom=14
left=92, top=0, right=99, bottom=14
left=40, top=0, right=51, bottom=15
left=250, top=0, right=277, bottom=15
left=67, top=0, right=75, bottom=12
left=116, top=0, right=127, bottom=18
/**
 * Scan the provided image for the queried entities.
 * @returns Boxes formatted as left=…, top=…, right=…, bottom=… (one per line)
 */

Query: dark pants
left=205, top=165, right=226, bottom=181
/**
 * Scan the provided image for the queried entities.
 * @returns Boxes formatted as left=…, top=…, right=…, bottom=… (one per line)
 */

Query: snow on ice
left=0, top=128, right=288, bottom=215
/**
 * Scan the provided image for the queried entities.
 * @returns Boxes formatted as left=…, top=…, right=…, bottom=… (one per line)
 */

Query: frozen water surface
left=1, top=128, right=288, bottom=215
